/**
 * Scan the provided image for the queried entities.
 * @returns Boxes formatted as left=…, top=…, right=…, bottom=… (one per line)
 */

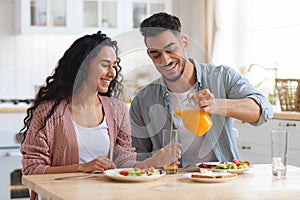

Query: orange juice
left=164, top=165, right=178, bottom=174
left=173, top=110, right=213, bottom=136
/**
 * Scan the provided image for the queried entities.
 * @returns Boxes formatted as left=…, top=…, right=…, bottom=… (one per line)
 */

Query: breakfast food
left=118, top=167, right=163, bottom=177
left=211, top=160, right=251, bottom=170
left=198, top=163, right=218, bottom=169
left=191, top=173, right=237, bottom=179
left=198, top=159, right=251, bottom=170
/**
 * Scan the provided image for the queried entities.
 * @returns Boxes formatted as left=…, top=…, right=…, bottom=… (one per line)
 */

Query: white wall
left=0, top=0, right=78, bottom=99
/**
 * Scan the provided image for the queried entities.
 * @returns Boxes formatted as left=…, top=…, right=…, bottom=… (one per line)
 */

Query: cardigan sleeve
left=110, top=98, right=137, bottom=168
left=20, top=103, right=53, bottom=175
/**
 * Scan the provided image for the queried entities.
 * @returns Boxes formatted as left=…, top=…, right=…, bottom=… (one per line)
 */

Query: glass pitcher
left=172, top=99, right=213, bottom=136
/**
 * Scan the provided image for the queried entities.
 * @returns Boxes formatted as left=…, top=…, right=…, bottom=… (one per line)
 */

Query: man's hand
left=187, top=89, right=217, bottom=114
left=187, top=89, right=261, bottom=122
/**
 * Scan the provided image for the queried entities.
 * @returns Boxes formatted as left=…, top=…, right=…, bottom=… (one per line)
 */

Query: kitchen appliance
left=0, top=99, right=34, bottom=105
left=0, top=129, right=29, bottom=199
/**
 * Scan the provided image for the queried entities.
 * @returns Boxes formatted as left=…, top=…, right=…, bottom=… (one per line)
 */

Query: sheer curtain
left=210, top=0, right=300, bottom=102
left=210, top=0, right=238, bottom=67
left=212, top=0, right=300, bottom=77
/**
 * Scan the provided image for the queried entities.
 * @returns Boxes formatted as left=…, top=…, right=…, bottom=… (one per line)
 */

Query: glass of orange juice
left=162, top=129, right=180, bottom=174
left=172, top=99, right=213, bottom=136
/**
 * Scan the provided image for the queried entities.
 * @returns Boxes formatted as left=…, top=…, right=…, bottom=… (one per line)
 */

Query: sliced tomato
left=244, top=161, right=251, bottom=166
left=119, top=170, right=129, bottom=176
left=232, top=159, right=241, bottom=166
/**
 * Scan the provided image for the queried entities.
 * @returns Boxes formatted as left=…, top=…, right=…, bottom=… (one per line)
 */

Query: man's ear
left=181, top=34, right=189, bottom=50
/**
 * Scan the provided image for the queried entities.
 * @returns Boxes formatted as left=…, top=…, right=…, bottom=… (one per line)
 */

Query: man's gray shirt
left=129, top=58, right=273, bottom=164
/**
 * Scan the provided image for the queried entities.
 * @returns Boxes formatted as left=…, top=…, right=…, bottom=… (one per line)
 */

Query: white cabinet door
left=233, top=120, right=271, bottom=164
left=271, top=119, right=300, bottom=167
left=233, top=119, right=300, bottom=167
left=15, top=0, right=172, bottom=35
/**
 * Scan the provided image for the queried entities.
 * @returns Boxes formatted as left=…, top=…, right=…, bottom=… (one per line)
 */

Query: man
left=129, top=12, right=273, bottom=168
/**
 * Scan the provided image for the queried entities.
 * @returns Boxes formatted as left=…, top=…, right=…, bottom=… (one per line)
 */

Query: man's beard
left=163, top=59, right=186, bottom=82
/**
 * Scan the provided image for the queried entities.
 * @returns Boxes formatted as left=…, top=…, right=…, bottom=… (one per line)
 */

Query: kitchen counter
left=273, top=111, right=300, bottom=121
left=0, top=107, right=27, bottom=113
left=1, top=105, right=300, bottom=120
left=0, top=103, right=29, bottom=113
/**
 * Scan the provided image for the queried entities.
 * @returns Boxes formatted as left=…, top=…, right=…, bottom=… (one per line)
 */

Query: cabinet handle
left=241, top=146, right=251, bottom=150
left=278, top=122, right=296, bottom=127
left=3, top=152, right=12, bottom=157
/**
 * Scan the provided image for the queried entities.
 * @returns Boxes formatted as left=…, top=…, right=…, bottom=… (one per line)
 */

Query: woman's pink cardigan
left=21, top=96, right=137, bottom=197
left=21, top=95, right=137, bottom=175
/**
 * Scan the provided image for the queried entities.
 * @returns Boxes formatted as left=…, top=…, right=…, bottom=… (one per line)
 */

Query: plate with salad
left=104, top=167, right=166, bottom=182
left=197, top=160, right=252, bottom=174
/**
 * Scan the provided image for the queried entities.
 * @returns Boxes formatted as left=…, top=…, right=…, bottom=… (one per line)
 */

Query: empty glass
left=271, top=130, right=288, bottom=178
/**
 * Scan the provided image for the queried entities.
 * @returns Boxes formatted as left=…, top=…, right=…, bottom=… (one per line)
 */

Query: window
left=212, top=0, right=300, bottom=103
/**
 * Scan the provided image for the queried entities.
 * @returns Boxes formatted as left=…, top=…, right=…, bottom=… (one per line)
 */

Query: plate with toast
left=183, top=171, right=238, bottom=183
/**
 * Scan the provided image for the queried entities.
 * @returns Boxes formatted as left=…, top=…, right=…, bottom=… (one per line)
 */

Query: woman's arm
left=45, top=156, right=116, bottom=173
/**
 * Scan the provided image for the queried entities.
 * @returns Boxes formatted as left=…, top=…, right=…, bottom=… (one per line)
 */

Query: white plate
left=104, top=168, right=166, bottom=182
left=211, top=168, right=250, bottom=174
left=183, top=172, right=238, bottom=183
left=196, top=162, right=252, bottom=174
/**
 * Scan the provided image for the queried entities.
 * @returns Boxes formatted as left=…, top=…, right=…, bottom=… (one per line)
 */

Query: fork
left=54, top=170, right=103, bottom=180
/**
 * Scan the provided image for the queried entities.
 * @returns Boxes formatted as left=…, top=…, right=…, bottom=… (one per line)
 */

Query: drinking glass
left=271, top=130, right=288, bottom=178
left=172, top=99, right=213, bottom=136
left=162, top=129, right=179, bottom=174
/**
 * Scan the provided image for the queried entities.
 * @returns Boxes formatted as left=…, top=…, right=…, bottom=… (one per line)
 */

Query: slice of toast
left=191, top=173, right=237, bottom=179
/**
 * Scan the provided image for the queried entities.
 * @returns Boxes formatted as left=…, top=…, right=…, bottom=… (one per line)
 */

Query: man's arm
left=188, top=91, right=261, bottom=123
left=213, top=98, right=261, bottom=123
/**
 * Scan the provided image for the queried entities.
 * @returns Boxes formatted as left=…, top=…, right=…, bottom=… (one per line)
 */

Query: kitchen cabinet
left=14, top=0, right=172, bottom=35
left=233, top=118, right=300, bottom=167
left=129, top=0, right=172, bottom=29
left=15, top=0, right=69, bottom=34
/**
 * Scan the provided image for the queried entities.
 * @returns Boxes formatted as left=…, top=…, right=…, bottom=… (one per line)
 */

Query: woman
left=20, top=31, right=180, bottom=199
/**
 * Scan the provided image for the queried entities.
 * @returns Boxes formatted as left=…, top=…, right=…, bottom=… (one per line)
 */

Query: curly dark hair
left=140, top=12, right=182, bottom=38
left=19, top=31, right=123, bottom=142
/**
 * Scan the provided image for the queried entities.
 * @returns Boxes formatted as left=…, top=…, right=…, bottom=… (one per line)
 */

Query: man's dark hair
left=140, top=12, right=182, bottom=38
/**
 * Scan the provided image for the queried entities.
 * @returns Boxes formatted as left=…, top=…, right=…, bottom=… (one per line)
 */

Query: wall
left=172, top=0, right=203, bottom=48
left=172, top=0, right=208, bottom=63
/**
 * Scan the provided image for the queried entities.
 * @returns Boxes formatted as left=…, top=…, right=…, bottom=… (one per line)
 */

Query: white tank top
left=73, top=116, right=110, bottom=164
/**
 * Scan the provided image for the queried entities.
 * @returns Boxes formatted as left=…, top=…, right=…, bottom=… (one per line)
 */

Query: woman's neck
left=68, top=92, right=104, bottom=127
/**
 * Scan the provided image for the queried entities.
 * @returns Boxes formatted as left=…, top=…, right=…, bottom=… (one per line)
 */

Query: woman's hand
left=78, top=156, right=116, bottom=173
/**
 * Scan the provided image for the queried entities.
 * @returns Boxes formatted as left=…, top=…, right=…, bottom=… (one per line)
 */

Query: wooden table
left=23, top=164, right=300, bottom=200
